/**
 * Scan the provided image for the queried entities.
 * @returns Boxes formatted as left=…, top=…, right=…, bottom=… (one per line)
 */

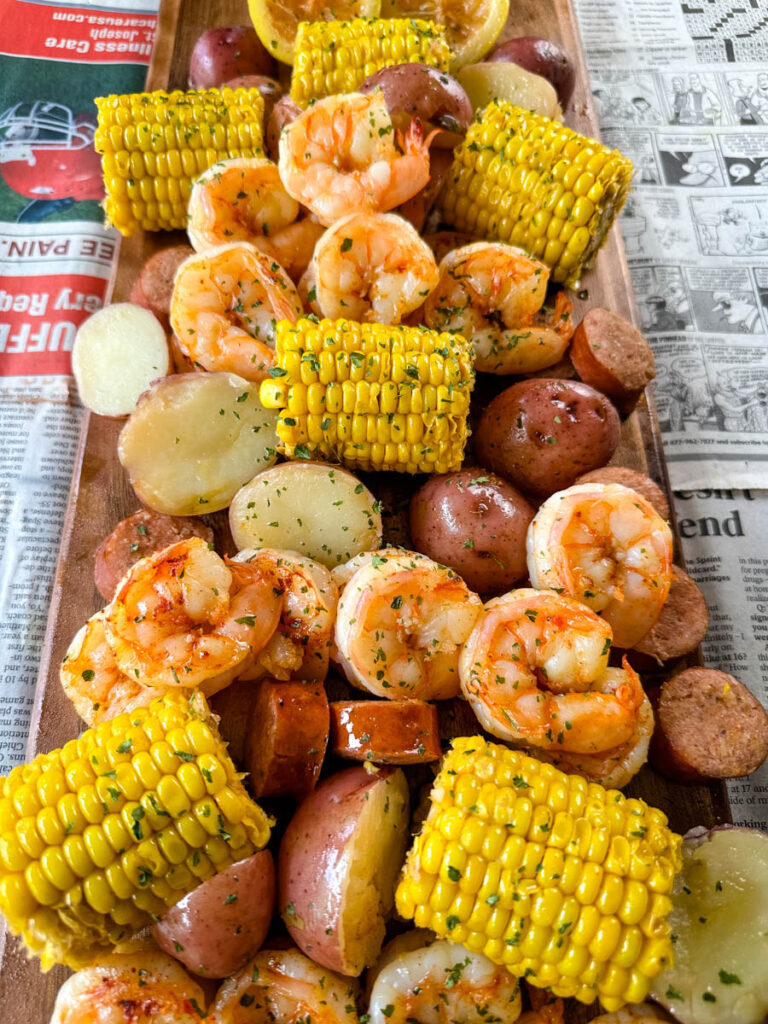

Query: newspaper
left=0, top=0, right=766, bottom=830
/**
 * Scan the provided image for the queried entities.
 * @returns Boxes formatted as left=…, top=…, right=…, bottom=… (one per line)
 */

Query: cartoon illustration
left=712, top=370, right=768, bottom=432
left=0, top=100, right=103, bottom=221
left=644, top=295, right=687, bottom=331
left=655, top=360, right=714, bottom=432
left=659, top=147, right=723, bottom=187
left=711, top=291, right=760, bottom=332
left=664, top=73, right=722, bottom=125
left=726, top=73, right=768, bottom=125
left=692, top=199, right=768, bottom=256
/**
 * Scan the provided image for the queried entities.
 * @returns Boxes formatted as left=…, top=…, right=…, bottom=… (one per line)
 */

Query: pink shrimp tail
left=397, top=118, right=441, bottom=157
left=617, top=656, right=644, bottom=711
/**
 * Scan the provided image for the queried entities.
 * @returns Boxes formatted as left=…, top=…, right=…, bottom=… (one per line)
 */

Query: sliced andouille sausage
left=330, top=700, right=441, bottom=764
left=570, top=308, right=655, bottom=413
left=651, top=668, right=768, bottom=782
left=129, top=245, right=194, bottom=332
left=93, top=509, right=214, bottom=600
left=574, top=465, right=670, bottom=521
left=245, top=680, right=330, bottom=800
left=632, top=565, right=708, bottom=662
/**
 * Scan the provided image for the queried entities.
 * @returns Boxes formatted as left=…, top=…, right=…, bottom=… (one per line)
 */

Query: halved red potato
left=278, top=765, right=410, bottom=976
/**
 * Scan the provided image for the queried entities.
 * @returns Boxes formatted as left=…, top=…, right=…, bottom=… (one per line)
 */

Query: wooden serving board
left=0, top=1, right=732, bottom=1020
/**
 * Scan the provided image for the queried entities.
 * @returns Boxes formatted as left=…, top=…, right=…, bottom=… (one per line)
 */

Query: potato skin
left=359, top=63, right=472, bottom=147
left=151, top=850, right=275, bottom=977
left=409, top=468, right=535, bottom=592
left=474, top=379, right=620, bottom=497
left=188, top=26, right=275, bottom=88
left=266, top=95, right=301, bottom=161
left=487, top=36, right=575, bottom=105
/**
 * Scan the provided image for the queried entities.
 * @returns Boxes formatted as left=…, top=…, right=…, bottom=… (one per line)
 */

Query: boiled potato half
left=118, top=372, right=278, bottom=515
left=457, top=61, right=561, bottom=119
left=229, top=462, right=382, bottom=567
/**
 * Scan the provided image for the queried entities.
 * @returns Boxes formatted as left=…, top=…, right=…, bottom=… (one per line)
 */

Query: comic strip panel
left=685, top=266, right=763, bottom=334
left=754, top=268, right=768, bottom=328
left=724, top=72, right=768, bottom=126
left=590, top=69, right=663, bottom=127
left=631, top=265, right=693, bottom=333
left=621, top=191, right=699, bottom=260
left=718, top=132, right=768, bottom=187
left=652, top=340, right=716, bottom=434
left=656, top=131, right=724, bottom=187
left=702, top=341, right=768, bottom=434
left=658, top=71, right=725, bottom=127
left=601, top=128, right=661, bottom=184
left=690, top=195, right=768, bottom=257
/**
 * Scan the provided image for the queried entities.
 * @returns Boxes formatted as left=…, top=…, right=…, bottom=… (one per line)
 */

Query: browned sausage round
left=93, top=509, right=214, bottom=600
left=245, top=680, right=329, bottom=800
left=570, top=308, right=655, bottom=413
left=651, top=668, right=768, bottom=781
left=632, top=565, right=708, bottom=662
left=330, top=700, right=441, bottom=764
left=129, top=245, right=194, bottom=333
left=574, top=466, right=670, bottom=521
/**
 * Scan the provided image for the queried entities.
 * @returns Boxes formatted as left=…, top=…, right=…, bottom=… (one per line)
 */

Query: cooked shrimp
left=587, top=1007, right=667, bottom=1023
left=278, top=91, right=435, bottom=227
left=60, top=612, right=170, bottom=726
left=304, top=212, right=439, bottom=324
left=234, top=548, right=338, bottom=682
left=105, top=537, right=282, bottom=695
left=261, top=216, right=325, bottom=279
left=334, top=549, right=482, bottom=700
left=423, top=242, right=574, bottom=374
left=210, top=947, right=359, bottom=1024
left=50, top=947, right=207, bottom=1024
left=368, top=939, right=521, bottom=1024
left=516, top=988, right=564, bottom=1024
left=170, top=242, right=303, bottom=380
left=527, top=483, right=674, bottom=649
left=187, top=157, right=300, bottom=253
left=458, top=589, right=646, bottom=760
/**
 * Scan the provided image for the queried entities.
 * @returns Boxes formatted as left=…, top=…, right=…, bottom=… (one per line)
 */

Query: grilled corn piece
left=259, top=317, right=474, bottom=473
left=396, top=736, right=682, bottom=1011
left=0, top=692, right=271, bottom=970
left=440, top=99, right=634, bottom=287
left=290, top=18, right=451, bottom=106
left=95, top=87, right=265, bottom=235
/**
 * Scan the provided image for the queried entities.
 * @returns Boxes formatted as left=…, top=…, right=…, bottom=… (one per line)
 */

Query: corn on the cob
left=396, top=736, right=682, bottom=1011
left=259, top=317, right=474, bottom=473
left=95, top=87, right=265, bottom=235
left=0, top=692, right=271, bottom=971
left=440, top=100, right=634, bottom=287
left=290, top=18, right=451, bottom=106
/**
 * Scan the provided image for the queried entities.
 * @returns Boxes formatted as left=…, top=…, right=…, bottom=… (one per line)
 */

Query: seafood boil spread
left=3, top=3, right=768, bottom=1023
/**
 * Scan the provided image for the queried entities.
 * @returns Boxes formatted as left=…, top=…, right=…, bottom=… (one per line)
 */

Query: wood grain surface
left=0, top=0, right=731, bottom=1020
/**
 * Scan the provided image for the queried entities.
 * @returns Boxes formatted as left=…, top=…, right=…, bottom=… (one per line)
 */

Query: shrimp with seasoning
left=170, top=242, right=303, bottom=381
left=104, top=537, right=283, bottom=695
left=234, top=549, right=338, bottom=683
left=458, top=589, right=652, bottom=786
left=50, top=946, right=208, bottom=1024
left=210, top=947, right=360, bottom=1024
left=334, top=548, right=483, bottom=700
left=302, top=212, right=439, bottom=325
left=367, top=938, right=521, bottom=1024
left=423, top=242, right=574, bottom=374
left=527, top=482, right=674, bottom=649
left=278, top=91, right=436, bottom=227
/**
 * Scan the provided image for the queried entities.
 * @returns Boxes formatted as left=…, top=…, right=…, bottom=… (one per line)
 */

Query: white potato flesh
left=73, top=303, right=169, bottom=417
left=118, top=372, right=278, bottom=515
left=457, top=63, right=561, bottom=120
left=229, top=461, right=383, bottom=567
left=650, top=826, right=768, bottom=1024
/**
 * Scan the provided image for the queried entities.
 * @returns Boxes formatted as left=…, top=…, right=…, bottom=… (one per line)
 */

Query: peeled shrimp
left=105, top=537, right=282, bottom=694
left=303, top=212, right=439, bottom=324
left=210, top=947, right=359, bottom=1024
left=278, top=91, right=435, bottom=227
left=458, top=589, right=648, bottom=774
left=367, top=938, right=521, bottom=1024
left=262, top=216, right=325, bottom=279
left=527, top=483, right=674, bottom=649
left=234, top=548, right=338, bottom=682
left=187, top=157, right=300, bottom=253
left=170, top=242, right=303, bottom=380
left=334, top=549, right=482, bottom=700
left=60, top=612, right=169, bottom=726
left=423, top=242, right=574, bottom=374
left=50, top=947, right=207, bottom=1024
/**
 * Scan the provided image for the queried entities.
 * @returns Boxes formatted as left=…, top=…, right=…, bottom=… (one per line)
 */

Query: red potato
left=245, top=679, right=330, bottom=800
left=329, top=700, right=441, bottom=763
left=632, top=565, right=708, bottom=662
left=152, top=851, right=275, bottom=977
left=397, top=148, right=454, bottom=232
left=409, top=468, right=535, bottom=593
left=224, top=74, right=284, bottom=124
left=279, top=766, right=410, bottom=976
left=188, top=26, right=275, bottom=88
left=93, top=509, right=214, bottom=601
left=570, top=308, right=655, bottom=413
left=130, top=245, right=194, bottom=334
left=574, top=466, right=670, bottom=520
left=474, top=379, right=620, bottom=497
left=266, top=95, right=301, bottom=161
left=487, top=36, right=576, bottom=106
